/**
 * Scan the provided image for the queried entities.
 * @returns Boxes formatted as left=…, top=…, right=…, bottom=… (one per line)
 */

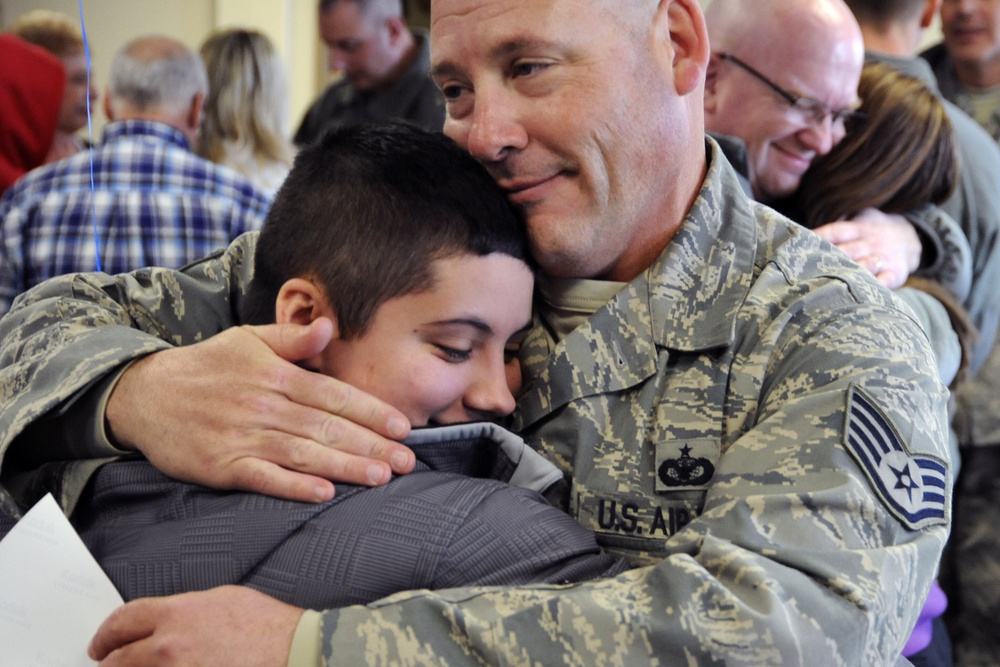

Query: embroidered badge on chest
left=655, top=438, right=720, bottom=493
left=844, top=387, right=949, bottom=530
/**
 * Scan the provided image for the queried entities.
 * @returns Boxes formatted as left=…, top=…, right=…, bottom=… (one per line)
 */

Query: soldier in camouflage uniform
left=1, top=0, right=951, bottom=665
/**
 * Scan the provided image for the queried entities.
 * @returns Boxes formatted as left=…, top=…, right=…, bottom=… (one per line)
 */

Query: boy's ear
left=274, top=278, right=340, bottom=337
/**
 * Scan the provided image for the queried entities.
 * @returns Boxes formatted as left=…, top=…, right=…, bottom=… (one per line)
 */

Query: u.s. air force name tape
left=844, top=386, right=948, bottom=530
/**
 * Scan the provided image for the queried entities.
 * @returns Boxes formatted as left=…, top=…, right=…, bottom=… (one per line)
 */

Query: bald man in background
left=704, top=0, right=969, bottom=305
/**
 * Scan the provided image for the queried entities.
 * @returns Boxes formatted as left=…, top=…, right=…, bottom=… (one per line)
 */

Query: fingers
left=250, top=317, right=335, bottom=363
left=810, top=215, right=912, bottom=290
left=107, top=320, right=417, bottom=502
left=89, top=600, right=157, bottom=662
left=92, top=587, right=304, bottom=667
left=251, top=358, right=417, bottom=479
left=223, top=443, right=410, bottom=503
left=249, top=321, right=413, bottom=444
left=811, top=220, right=861, bottom=245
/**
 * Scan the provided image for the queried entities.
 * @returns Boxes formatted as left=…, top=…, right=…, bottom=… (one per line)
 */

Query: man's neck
left=954, top=56, right=1000, bottom=90
left=858, top=22, right=921, bottom=58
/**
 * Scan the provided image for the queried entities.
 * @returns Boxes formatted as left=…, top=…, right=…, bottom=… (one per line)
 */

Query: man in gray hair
left=0, top=34, right=271, bottom=316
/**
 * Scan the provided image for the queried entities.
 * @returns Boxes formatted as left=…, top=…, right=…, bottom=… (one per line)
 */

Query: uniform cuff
left=287, top=609, right=323, bottom=667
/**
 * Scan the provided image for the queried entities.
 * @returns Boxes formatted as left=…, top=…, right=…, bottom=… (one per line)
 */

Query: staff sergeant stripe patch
left=844, top=387, right=949, bottom=530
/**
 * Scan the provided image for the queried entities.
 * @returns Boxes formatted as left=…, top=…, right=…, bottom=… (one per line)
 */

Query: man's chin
left=348, top=77, right=373, bottom=92
left=757, top=179, right=800, bottom=204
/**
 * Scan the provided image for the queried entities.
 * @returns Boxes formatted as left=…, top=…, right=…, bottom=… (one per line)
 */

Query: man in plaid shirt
left=0, top=34, right=272, bottom=316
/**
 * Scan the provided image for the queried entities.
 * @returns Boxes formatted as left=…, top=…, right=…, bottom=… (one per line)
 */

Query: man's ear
left=102, top=91, right=115, bottom=122
left=187, top=92, right=205, bottom=132
left=654, top=0, right=710, bottom=97
left=385, top=16, right=407, bottom=46
left=921, top=0, right=942, bottom=30
left=275, top=278, right=340, bottom=337
left=704, top=53, right=721, bottom=115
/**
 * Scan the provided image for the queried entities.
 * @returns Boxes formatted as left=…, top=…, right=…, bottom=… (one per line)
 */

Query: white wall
left=2, top=0, right=322, bottom=136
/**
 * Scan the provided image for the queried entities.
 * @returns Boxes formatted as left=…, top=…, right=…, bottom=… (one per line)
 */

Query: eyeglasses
left=717, top=53, right=865, bottom=127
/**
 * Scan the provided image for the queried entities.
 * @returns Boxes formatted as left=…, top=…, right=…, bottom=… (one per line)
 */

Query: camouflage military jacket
left=311, top=142, right=952, bottom=665
left=0, top=140, right=951, bottom=665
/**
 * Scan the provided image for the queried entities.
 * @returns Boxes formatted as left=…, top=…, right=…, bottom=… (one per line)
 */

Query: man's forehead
left=430, top=0, right=621, bottom=67
left=750, top=33, right=861, bottom=102
left=431, top=0, right=534, bottom=38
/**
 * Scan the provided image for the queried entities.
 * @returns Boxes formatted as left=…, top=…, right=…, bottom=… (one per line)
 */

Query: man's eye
left=440, top=84, right=465, bottom=100
left=336, top=40, right=362, bottom=53
left=511, top=62, right=549, bottom=78
left=436, top=345, right=471, bottom=362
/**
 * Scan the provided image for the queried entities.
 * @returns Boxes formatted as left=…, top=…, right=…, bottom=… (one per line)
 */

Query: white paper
left=0, top=494, right=124, bottom=666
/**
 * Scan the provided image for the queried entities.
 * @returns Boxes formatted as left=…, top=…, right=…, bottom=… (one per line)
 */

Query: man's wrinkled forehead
left=749, top=29, right=862, bottom=107
left=429, top=0, right=636, bottom=69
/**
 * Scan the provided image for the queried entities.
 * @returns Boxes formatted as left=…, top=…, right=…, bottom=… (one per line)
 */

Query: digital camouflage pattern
left=315, top=142, right=952, bottom=666
left=0, top=141, right=951, bottom=666
left=0, top=239, right=255, bottom=514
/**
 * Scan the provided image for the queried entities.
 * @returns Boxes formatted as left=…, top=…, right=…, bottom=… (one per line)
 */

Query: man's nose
left=328, top=50, right=346, bottom=72
left=460, top=91, right=528, bottom=164
left=799, top=114, right=837, bottom=156
left=953, top=0, right=976, bottom=14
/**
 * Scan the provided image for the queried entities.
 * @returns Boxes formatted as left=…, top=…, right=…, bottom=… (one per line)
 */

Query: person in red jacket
left=0, top=34, right=65, bottom=193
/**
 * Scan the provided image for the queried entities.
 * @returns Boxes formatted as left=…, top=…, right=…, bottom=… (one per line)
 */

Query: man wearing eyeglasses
left=706, top=7, right=981, bottom=663
left=704, top=0, right=969, bottom=305
left=293, top=0, right=445, bottom=147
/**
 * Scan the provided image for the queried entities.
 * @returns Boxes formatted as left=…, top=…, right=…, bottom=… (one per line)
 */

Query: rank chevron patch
left=843, top=387, right=949, bottom=530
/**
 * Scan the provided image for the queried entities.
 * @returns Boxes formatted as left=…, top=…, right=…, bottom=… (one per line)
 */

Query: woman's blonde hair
left=10, top=9, right=84, bottom=58
left=198, top=29, right=293, bottom=168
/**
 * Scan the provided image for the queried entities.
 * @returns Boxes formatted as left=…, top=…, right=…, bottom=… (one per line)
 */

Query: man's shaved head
left=704, top=0, right=864, bottom=201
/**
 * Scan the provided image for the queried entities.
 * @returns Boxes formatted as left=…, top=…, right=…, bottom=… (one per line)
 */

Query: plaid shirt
left=0, top=120, right=271, bottom=315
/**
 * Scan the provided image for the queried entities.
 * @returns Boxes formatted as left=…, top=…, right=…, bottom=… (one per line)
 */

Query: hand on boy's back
left=105, top=318, right=416, bottom=502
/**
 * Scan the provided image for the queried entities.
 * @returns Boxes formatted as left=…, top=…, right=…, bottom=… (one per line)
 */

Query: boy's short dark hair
left=242, top=122, right=531, bottom=337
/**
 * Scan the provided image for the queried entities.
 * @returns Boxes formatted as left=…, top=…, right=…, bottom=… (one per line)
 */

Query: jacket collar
left=101, top=119, right=191, bottom=151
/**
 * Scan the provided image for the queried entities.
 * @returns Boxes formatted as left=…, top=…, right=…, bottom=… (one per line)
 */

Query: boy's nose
left=463, top=359, right=518, bottom=419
